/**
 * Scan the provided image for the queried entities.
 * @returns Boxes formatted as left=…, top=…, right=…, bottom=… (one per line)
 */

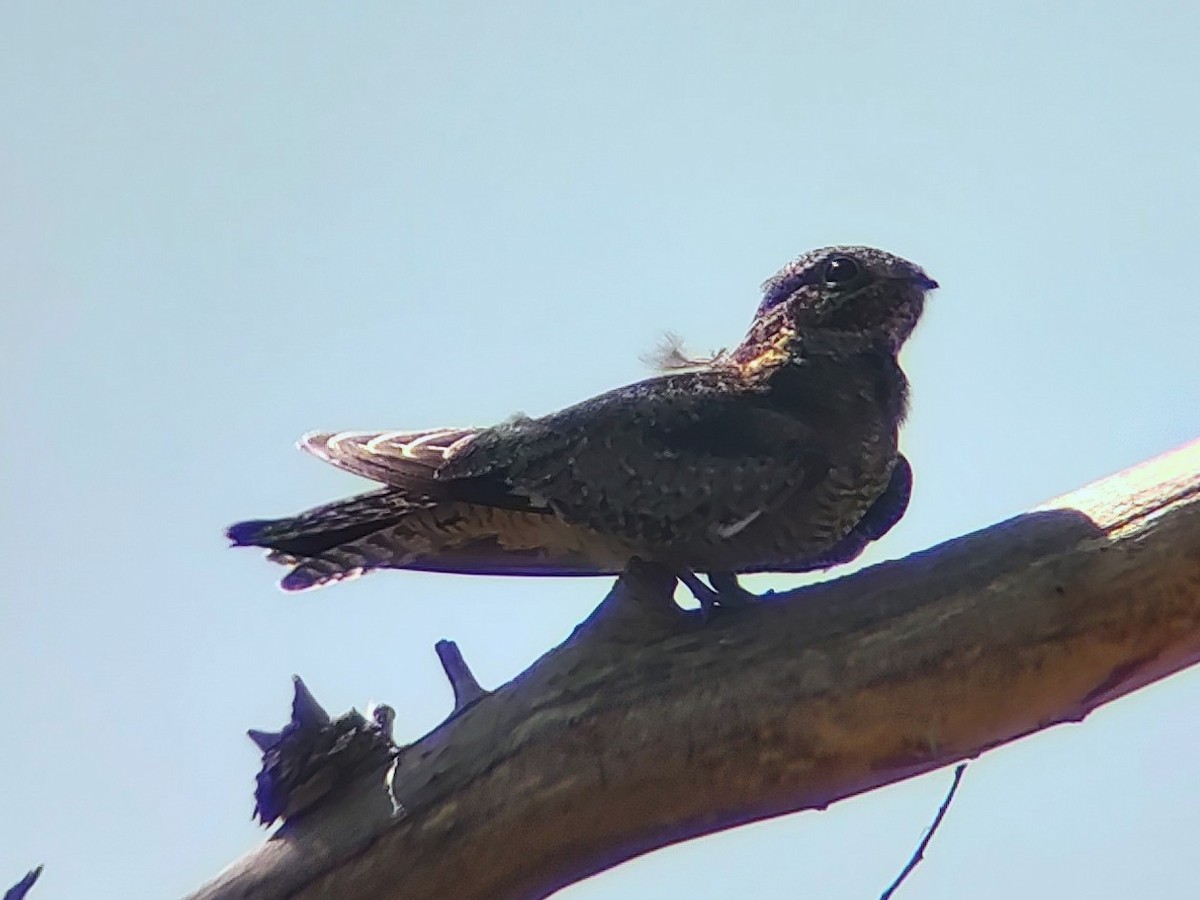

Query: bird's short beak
left=913, top=274, right=939, bottom=290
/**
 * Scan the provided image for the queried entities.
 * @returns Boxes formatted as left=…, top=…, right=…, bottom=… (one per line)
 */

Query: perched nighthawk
left=228, top=246, right=936, bottom=610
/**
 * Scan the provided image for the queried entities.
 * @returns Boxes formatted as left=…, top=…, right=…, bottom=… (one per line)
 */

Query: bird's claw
left=678, top=571, right=766, bottom=619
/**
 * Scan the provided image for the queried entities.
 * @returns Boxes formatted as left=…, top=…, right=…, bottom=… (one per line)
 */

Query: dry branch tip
left=4, top=865, right=42, bottom=900
left=434, top=640, right=487, bottom=715
left=291, top=675, right=330, bottom=729
left=249, top=677, right=398, bottom=827
left=247, top=728, right=282, bottom=752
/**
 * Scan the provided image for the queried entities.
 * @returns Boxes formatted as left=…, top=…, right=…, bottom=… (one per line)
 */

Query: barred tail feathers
left=228, top=489, right=633, bottom=589
left=226, top=487, right=440, bottom=591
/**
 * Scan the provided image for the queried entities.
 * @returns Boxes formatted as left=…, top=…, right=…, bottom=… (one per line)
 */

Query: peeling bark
left=188, top=439, right=1200, bottom=900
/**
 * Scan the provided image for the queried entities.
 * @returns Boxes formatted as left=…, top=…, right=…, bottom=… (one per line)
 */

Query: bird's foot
left=677, top=571, right=721, bottom=619
left=678, top=571, right=769, bottom=619
left=708, top=572, right=772, bottom=608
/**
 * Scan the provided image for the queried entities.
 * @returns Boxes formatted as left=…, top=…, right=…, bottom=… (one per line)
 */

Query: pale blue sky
left=2, top=3, right=1199, bottom=898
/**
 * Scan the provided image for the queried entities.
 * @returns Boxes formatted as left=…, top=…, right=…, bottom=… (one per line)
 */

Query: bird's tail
left=226, top=488, right=440, bottom=591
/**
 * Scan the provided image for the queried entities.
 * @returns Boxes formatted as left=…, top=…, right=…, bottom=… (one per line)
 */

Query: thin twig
left=879, top=763, right=968, bottom=899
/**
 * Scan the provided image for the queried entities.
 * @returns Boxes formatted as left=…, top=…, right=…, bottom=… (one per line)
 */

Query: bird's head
left=733, top=246, right=938, bottom=369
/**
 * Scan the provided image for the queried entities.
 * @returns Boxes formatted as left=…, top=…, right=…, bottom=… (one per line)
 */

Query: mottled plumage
left=228, top=246, right=936, bottom=599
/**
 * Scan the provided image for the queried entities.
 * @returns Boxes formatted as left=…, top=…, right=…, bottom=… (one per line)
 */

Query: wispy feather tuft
left=641, top=332, right=729, bottom=373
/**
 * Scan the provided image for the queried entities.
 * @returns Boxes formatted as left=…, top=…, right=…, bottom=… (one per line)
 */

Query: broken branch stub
left=249, top=677, right=396, bottom=827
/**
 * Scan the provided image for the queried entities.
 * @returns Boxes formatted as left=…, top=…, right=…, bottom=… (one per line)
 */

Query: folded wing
left=298, top=427, right=481, bottom=485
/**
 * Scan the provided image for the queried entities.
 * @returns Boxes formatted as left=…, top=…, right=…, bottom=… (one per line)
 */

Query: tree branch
left=188, top=438, right=1200, bottom=900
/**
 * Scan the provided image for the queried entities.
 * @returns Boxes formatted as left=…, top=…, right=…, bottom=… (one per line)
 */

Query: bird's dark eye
left=823, top=255, right=860, bottom=286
